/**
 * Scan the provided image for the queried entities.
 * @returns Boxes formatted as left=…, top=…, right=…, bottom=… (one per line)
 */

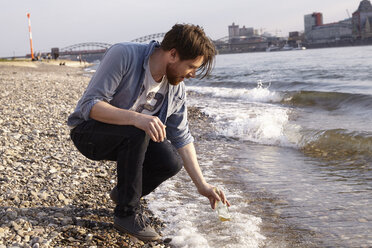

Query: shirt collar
left=143, top=40, right=160, bottom=70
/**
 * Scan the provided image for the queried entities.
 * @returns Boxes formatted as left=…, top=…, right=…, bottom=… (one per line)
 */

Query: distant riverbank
left=0, top=59, right=91, bottom=68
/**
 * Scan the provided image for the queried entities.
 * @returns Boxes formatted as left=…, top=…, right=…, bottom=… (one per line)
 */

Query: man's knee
left=125, top=125, right=146, bottom=137
left=123, top=126, right=149, bottom=149
left=166, top=155, right=183, bottom=177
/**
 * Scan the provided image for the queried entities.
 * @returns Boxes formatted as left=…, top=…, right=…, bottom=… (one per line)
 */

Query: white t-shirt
left=130, top=61, right=168, bottom=115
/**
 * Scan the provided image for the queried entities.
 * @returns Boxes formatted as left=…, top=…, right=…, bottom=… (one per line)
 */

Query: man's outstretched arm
left=177, top=142, right=230, bottom=209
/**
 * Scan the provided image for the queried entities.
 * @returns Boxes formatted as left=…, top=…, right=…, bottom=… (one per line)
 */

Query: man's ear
left=169, top=48, right=179, bottom=62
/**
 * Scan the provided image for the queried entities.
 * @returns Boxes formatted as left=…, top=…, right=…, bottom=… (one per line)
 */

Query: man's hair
left=161, top=24, right=216, bottom=79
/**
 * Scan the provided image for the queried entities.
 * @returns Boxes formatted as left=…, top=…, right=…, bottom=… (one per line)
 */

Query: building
left=228, top=22, right=255, bottom=42
left=215, top=23, right=268, bottom=53
left=304, top=12, right=323, bottom=35
left=239, top=26, right=254, bottom=37
left=305, top=18, right=352, bottom=44
left=228, top=23, right=240, bottom=42
left=352, top=0, right=372, bottom=39
left=304, top=10, right=353, bottom=44
left=304, top=0, right=372, bottom=46
left=288, top=31, right=305, bottom=47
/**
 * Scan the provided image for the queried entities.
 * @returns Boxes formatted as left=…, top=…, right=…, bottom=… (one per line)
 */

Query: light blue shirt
left=67, top=41, right=194, bottom=149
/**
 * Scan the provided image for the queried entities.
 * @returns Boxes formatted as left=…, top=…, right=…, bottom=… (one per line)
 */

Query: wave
left=300, top=129, right=372, bottom=160
left=282, top=91, right=372, bottom=111
left=217, top=118, right=372, bottom=160
left=187, top=80, right=259, bottom=89
left=203, top=105, right=372, bottom=160
left=187, top=84, right=372, bottom=160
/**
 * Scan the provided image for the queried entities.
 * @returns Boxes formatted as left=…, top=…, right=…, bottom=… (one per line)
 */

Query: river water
left=146, top=46, right=372, bottom=248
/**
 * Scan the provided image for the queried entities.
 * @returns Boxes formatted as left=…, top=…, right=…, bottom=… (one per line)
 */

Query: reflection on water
left=233, top=140, right=372, bottom=247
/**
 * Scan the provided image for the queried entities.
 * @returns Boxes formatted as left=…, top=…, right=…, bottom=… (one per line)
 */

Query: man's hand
left=134, top=114, right=166, bottom=142
left=197, top=183, right=231, bottom=209
left=178, top=143, right=231, bottom=209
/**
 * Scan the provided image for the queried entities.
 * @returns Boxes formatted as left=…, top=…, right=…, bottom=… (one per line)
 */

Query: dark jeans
left=70, top=119, right=183, bottom=217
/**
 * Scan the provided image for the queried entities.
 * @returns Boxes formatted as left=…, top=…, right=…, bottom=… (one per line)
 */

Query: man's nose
left=188, top=70, right=196, bottom=78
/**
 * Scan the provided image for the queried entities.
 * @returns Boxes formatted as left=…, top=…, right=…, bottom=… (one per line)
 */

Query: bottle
left=216, top=200, right=231, bottom=221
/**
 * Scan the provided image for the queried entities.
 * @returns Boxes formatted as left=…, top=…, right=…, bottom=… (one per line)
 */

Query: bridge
left=38, top=32, right=229, bottom=61
left=58, top=33, right=166, bottom=57
left=59, top=42, right=112, bottom=56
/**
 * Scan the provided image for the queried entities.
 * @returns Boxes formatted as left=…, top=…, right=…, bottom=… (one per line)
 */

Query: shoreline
left=0, top=63, right=208, bottom=247
left=0, top=59, right=92, bottom=68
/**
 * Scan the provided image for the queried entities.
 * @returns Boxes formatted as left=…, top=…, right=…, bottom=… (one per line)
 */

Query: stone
left=33, top=228, right=44, bottom=235
left=16, top=230, right=24, bottom=237
left=358, top=218, right=368, bottom=223
left=163, top=238, right=172, bottom=243
left=15, top=235, right=22, bottom=242
left=36, top=211, right=47, bottom=218
left=31, top=237, right=42, bottom=244
left=30, top=191, right=38, bottom=198
left=58, top=193, right=66, bottom=201
left=24, top=235, right=30, bottom=242
left=54, top=212, right=64, bottom=218
left=86, top=233, right=93, bottom=241
left=68, top=237, right=76, bottom=242
left=38, top=192, right=49, bottom=200
left=49, top=231, right=59, bottom=239
left=6, top=211, right=18, bottom=220
left=61, top=217, right=73, bottom=225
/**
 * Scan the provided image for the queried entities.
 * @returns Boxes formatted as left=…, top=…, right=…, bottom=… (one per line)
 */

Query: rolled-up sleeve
left=68, top=44, right=128, bottom=126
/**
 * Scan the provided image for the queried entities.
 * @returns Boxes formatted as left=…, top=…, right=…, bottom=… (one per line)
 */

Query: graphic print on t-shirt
left=130, top=63, right=168, bottom=116
left=134, top=91, right=164, bottom=113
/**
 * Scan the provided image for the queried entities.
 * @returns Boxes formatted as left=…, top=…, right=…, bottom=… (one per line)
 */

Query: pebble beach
left=0, top=61, right=211, bottom=248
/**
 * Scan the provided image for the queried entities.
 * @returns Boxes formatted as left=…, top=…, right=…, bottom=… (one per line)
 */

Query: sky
left=0, top=0, right=362, bottom=57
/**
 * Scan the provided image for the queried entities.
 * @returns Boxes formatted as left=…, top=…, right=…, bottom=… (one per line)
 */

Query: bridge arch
left=214, top=36, right=229, bottom=43
left=60, top=42, right=112, bottom=52
left=130, top=33, right=166, bottom=43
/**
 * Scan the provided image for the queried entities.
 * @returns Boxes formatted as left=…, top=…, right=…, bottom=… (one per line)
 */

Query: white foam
left=187, top=84, right=282, bottom=103
left=186, top=83, right=302, bottom=148
left=218, top=107, right=299, bottom=147
left=189, top=98, right=300, bottom=147
left=147, top=176, right=266, bottom=248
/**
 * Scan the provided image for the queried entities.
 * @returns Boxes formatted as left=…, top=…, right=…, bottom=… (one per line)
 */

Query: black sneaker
left=114, top=213, right=160, bottom=241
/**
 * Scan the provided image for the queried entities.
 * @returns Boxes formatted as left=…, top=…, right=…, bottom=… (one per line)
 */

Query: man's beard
left=166, top=65, right=184, bottom=86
